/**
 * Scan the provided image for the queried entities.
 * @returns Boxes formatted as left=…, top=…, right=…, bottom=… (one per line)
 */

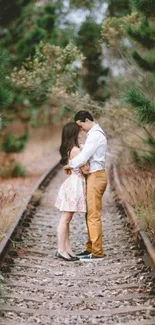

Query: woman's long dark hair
left=59, top=122, right=80, bottom=165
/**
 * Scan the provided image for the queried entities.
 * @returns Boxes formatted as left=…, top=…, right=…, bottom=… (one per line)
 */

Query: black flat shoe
left=55, top=251, right=72, bottom=261
left=69, top=254, right=79, bottom=261
left=76, top=250, right=91, bottom=257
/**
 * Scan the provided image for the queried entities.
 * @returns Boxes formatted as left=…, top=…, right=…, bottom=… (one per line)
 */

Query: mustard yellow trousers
left=85, top=170, right=107, bottom=257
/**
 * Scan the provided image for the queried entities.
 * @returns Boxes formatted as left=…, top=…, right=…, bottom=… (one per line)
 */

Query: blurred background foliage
left=102, top=0, right=155, bottom=169
left=0, top=0, right=154, bottom=169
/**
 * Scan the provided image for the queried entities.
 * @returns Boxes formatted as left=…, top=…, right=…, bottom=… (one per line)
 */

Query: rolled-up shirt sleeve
left=69, top=134, right=98, bottom=168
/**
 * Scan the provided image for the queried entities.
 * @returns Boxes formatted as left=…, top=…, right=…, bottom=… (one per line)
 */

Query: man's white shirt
left=69, top=124, right=107, bottom=173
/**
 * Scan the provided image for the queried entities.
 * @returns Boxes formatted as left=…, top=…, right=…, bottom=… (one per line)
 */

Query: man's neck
left=87, top=121, right=96, bottom=131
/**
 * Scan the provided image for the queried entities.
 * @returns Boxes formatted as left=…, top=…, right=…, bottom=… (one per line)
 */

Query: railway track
left=0, top=165, right=155, bottom=325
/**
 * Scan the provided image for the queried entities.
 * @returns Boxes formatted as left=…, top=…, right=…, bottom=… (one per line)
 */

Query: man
left=65, top=110, right=107, bottom=261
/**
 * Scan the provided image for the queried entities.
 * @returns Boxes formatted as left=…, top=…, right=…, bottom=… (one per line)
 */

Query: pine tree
left=1, top=2, right=58, bottom=63
left=122, top=0, right=155, bottom=167
left=76, top=18, right=109, bottom=101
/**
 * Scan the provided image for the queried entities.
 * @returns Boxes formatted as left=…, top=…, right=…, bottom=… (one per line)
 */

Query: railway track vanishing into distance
left=0, top=163, right=155, bottom=325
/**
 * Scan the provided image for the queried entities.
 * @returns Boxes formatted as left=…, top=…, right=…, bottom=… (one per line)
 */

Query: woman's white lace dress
left=55, top=168, right=86, bottom=212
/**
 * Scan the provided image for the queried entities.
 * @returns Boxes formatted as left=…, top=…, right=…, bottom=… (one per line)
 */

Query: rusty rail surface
left=0, top=162, right=61, bottom=264
left=112, top=164, right=155, bottom=270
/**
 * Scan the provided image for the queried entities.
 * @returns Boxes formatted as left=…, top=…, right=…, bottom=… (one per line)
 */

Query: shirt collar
left=87, top=123, right=99, bottom=137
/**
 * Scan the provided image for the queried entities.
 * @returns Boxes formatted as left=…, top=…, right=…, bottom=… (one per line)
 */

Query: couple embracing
left=55, top=110, right=107, bottom=262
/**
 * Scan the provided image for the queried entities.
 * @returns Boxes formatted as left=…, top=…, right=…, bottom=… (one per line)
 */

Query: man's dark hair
left=74, top=110, right=94, bottom=122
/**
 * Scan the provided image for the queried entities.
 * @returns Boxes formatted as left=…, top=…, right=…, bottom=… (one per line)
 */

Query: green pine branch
left=132, top=50, right=155, bottom=71
left=131, top=0, right=155, bottom=16
left=126, top=19, right=155, bottom=49
left=132, top=149, right=155, bottom=168
left=0, top=50, right=11, bottom=79
left=0, top=88, right=12, bottom=110
left=122, top=87, right=155, bottom=124
left=144, top=136, right=155, bottom=148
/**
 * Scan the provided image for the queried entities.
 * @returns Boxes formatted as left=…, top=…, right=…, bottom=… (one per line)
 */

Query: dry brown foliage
left=118, top=167, right=155, bottom=246
left=0, top=188, right=19, bottom=242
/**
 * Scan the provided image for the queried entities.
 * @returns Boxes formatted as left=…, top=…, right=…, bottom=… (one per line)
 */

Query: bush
left=0, top=160, right=25, bottom=178
left=12, top=164, right=25, bottom=177
left=2, top=132, right=29, bottom=153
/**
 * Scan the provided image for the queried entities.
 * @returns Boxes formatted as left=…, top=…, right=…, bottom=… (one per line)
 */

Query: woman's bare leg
left=65, top=221, right=76, bottom=256
left=57, top=211, right=73, bottom=259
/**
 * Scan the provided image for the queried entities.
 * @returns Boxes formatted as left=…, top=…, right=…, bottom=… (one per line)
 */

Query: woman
left=55, top=122, right=89, bottom=261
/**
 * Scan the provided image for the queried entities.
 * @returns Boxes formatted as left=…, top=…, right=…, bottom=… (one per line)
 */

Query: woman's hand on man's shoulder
left=64, top=165, right=72, bottom=175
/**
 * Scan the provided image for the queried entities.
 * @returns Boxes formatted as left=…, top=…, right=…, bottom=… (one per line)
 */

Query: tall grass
left=0, top=189, right=18, bottom=242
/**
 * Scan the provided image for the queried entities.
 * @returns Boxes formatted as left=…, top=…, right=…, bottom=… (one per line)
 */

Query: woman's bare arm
left=69, top=147, right=81, bottom=159
left=64, top=147, right=80, bottom=175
